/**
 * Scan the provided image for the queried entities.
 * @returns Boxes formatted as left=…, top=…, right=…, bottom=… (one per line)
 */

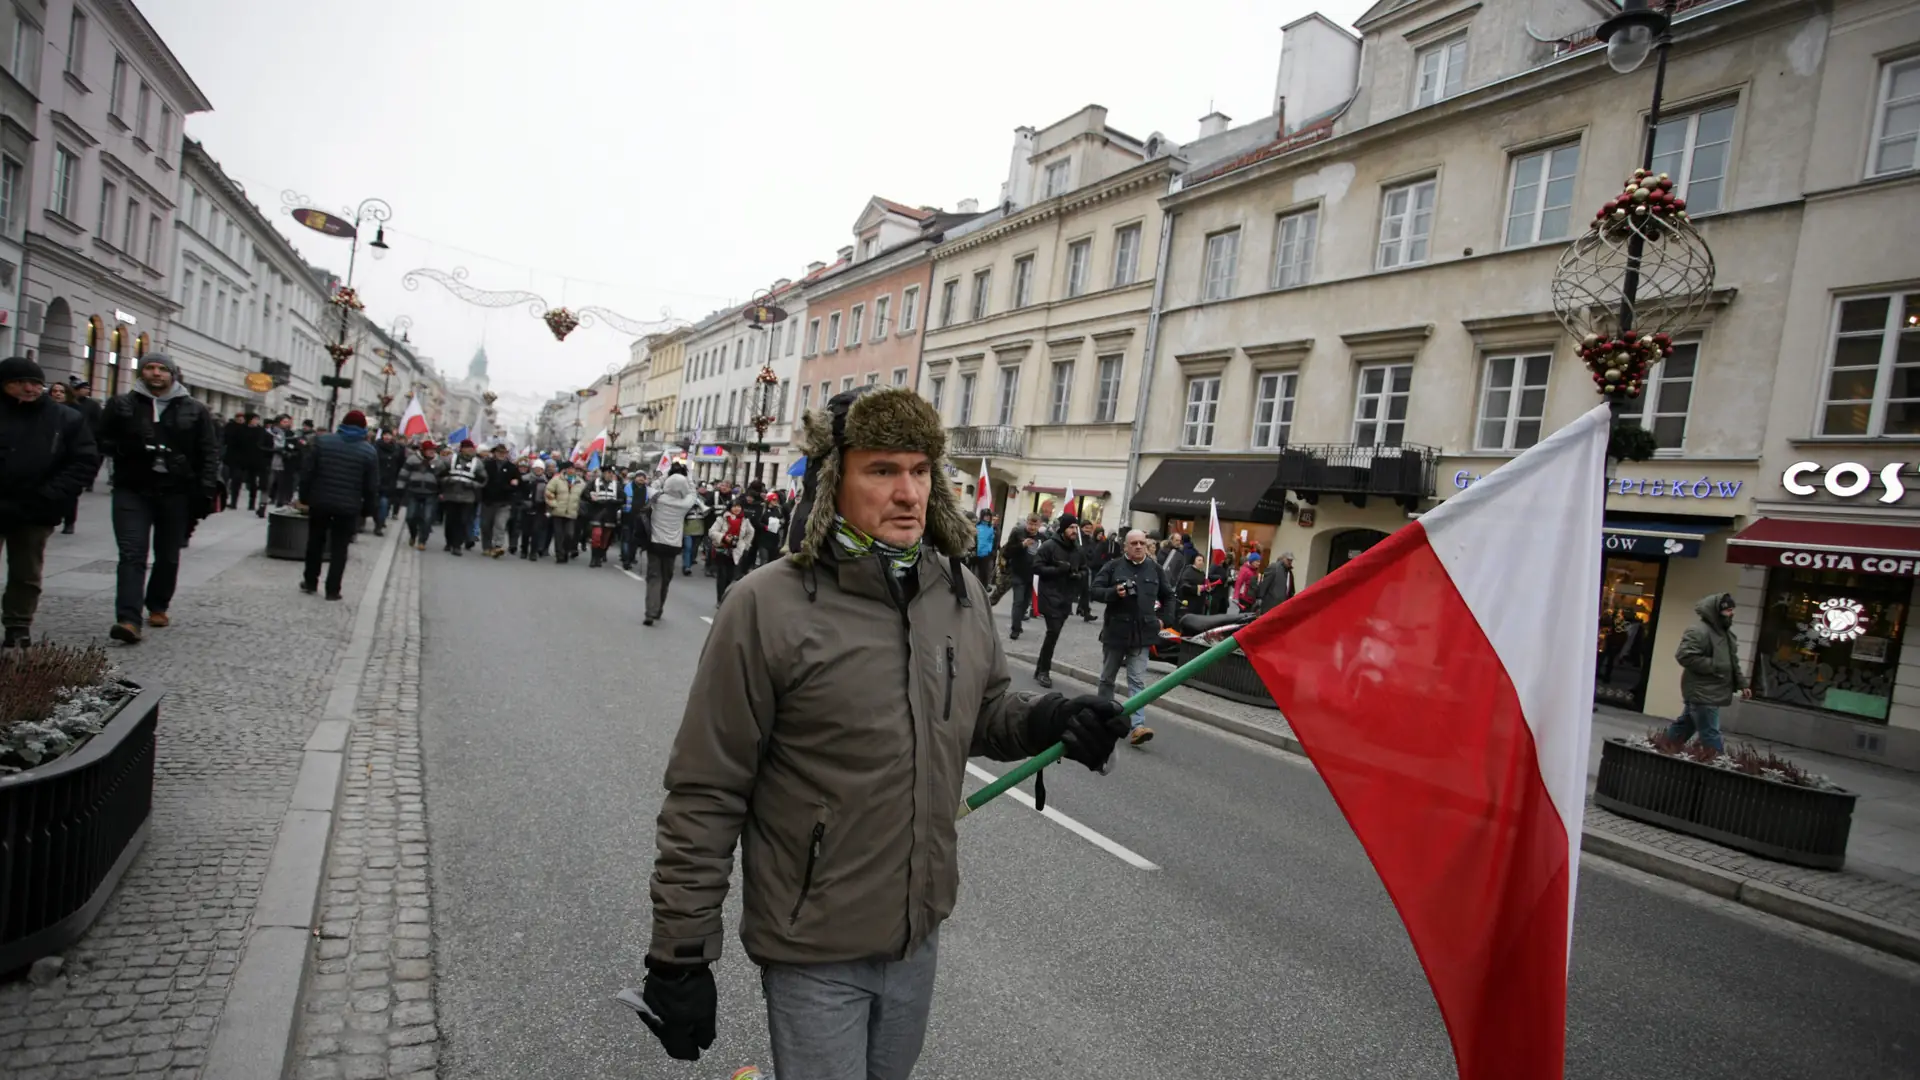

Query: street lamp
left=742, top=288, right=788, bottom=487
left=1599, top=0, right=1668, bottom=77
left=573, top=386, right=597, bottom=452
left=302, top=196, right=394, bottom=428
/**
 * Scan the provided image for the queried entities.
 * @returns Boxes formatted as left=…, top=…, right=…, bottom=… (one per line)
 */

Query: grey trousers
left=761, top=930, right=939, bottom=1080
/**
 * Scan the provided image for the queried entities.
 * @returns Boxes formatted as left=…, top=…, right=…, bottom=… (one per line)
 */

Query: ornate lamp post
left=743, top=289, right=788, bottom=487
left=573, top=386, right=597, bottom=453
left=284, top=193, right=393, bottom=428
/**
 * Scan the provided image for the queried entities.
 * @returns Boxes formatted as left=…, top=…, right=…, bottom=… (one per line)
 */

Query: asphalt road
left=416, top=551, right=1920, bottom=1080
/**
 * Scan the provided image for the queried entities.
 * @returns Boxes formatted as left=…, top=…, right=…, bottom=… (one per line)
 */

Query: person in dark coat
left=1, top=358, right=101, bottom=646
left=296, top=410, right=379, bottom=600
left=375, top=430, right=406, bottom=533
left=1256, top=550, right=1297, bottom=614
left=1079, top=525, right=1117, bottom=621
left=96, top=353, right=221, bottom=643
left=999, top=512, right=1043, bottom=639
left=1091, top=529, right=1175, bottom=747
left=1030, top=514, right=1084, bottom=687
left=479, top=444, right=520, bottom=557
left=66, top=379, right=105, bottom=495
left=222, top=413, right=265, bottom=510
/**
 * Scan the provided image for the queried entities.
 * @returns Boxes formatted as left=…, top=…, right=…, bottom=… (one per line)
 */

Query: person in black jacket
left=222, top=412, right=265, bottom=511
left=479, top=444, right=520, bottom=557
left=66, top=379, right=105, bottom=495
left=1031, top=514, right=1084, bottom=688
left=1000, top=512, right=1042, bottom=639
left=96, top=353, right=220, bottom=643
left=296, top=410, right=379, bottom=600
left=580, top=461, right=623, bottom=567
left=1078, top=525, right=1115, bottom=621
left=517, top=459, right=549, bottom=559
left=375, top=430, right=406, bottom=533
left=1091, top=529, right=1175, bottom=747
left=1, top=358, right=100, bottom=646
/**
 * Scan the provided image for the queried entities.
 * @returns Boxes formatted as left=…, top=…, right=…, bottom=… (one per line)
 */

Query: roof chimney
left=1198, top=111, right=1231, bottom=139
left=837, top=245, right=854, bottom=262
left=807, top=260, right=826, bottom=274
left=773, top=277, right=792, bottom=290
left=956, top=198, right=980, bottom=214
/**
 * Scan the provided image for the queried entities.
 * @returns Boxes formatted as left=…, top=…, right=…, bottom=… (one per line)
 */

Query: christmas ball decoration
left=543, top=307, right=580, bottom=341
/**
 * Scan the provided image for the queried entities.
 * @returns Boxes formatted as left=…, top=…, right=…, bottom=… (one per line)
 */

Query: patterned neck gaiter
left=833, top=514, right=921, bottom=577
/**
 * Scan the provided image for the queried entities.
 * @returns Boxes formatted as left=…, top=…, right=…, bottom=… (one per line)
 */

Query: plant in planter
left=0, top=643, right=136, bottom=775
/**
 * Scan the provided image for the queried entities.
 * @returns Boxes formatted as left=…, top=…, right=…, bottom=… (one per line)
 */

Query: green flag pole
left=958, top=634, right=1247, bottom=819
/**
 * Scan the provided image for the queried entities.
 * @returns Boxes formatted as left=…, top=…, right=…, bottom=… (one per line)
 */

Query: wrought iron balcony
left=948, top=425, right=1026, bottom=458
left=1275, top=442, right=1440, bottom=509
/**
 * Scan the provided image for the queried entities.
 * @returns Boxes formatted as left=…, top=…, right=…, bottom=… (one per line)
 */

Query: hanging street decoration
left=401, top=266, right=688, bottom=342
left=290, top=207, right=357, bottom=238
left=330, top=285, right=366, bottom=311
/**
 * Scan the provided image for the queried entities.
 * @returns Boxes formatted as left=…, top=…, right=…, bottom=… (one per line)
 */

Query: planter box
left=1593, top=737, right=1858, bottom=869
left=0, top=686, right=160, bottom=975
left=1176, top=639, right=1278, bottom=709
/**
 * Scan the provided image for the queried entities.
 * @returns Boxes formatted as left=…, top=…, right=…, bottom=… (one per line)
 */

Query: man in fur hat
left=634, top=387, right=1129, bottom=1076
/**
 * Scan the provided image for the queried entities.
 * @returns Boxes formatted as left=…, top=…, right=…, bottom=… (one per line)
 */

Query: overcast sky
left=144, top=0, right=1374, bottom=408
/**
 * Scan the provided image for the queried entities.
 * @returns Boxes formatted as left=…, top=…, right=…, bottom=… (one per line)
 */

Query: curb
left=202, top=528, right=402, bottom=1080
left=1010, top=649, right=1920, bottom=966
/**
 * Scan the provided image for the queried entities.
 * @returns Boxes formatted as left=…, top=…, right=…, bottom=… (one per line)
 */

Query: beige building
left=921, top=106, right=1180, bottom=529
left=1128, top=0, right=1920, bottom=761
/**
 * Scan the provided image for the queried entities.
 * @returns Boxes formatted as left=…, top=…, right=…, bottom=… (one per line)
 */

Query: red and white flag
left=977, top=459, right=993, bottom=516
left=1207, top=498, right=1228, bottom=565
left=1236, top=404, right=1608, bottom=1080
left=398, top=395, right=429, bottom=438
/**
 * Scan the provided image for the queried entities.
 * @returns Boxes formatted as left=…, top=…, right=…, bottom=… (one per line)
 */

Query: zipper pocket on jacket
left=942, top=638, right=956, bottom=723
left=789, top=821, right=826, bottom=925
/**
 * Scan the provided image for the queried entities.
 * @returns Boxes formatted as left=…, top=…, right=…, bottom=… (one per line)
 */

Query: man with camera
left=97, top=354, right=221, bottom=643
left=1091, top=529, right=1176, bottom=747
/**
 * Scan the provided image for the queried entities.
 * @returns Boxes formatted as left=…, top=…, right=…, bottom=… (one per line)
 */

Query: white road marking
left=621, top=569, right=646, bottom=586
left=963, top=763, right=1159, bottom=870
left=701, top=616, right=713, bottom=625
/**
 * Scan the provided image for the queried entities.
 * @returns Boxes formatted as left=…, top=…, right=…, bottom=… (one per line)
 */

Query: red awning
left=1726, top=517, right=1920, bottom=575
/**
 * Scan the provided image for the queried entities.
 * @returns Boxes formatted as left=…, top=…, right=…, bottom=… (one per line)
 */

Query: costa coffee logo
left=1812, top=597, right=1869, bottom=642
left=1783, top=461, right=1907, bottom=503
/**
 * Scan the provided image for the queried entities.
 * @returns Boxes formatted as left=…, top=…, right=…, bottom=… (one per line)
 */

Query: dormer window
left=859, top=236, right=877, bottom=260
left=1414, top=34, right=1467, bottom=107
left=1043, top=160, right=1071, bottom=198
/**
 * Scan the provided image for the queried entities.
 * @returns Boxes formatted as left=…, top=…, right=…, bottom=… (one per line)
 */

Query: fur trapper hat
left=789, top=387, right=973, bottom=567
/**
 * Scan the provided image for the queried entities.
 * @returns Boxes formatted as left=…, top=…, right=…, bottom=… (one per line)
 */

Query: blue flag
left=447, top=426, right=470, bottom=446
left=586, top=450, right=601, bottom=472
left=787, top=455, right=807, bottom=478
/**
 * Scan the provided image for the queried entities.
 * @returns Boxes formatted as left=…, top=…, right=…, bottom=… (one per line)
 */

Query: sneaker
left=682, top=567, right=691, bottom=576
left=1129, top=726, right=1155, bottom=747
left=299, top=582, right=318, bottom=595
left=146, top=612, right=170, bottom=628
left=414, top=542, right=427, bottom=551
left=643, top=617, right=655, bottom=627
left=1034, top=672, right=1053, bottom=688
left=325, top=592, right=343, bottom=601
left=109, top=621, right=142, bottom=644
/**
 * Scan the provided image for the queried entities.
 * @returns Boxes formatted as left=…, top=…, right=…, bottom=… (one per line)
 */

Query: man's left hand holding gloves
left=620, top=958, right=716, bottom=1061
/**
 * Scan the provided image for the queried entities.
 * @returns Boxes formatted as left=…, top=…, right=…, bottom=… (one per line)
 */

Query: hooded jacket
left=99, top=380, right=219, bottom=496
left=376, top=439, right=407, bottom=488
left=650, top=545, right=1050, bottom=968
left=1676, top=593, right=1748, bottom=706
left=0, top=393, right=100, bottom=526
left=647, top=473, right=700, bottom=548
left=545, top=472, right=585, bottom=518
left=298, top=425, right=379, bottom=517
left=1033, top=532, right=1082, bottom=618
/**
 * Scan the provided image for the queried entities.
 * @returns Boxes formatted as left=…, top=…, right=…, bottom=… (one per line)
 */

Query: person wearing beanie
left=433, top=439, right=486, bottom=556
left=543, top=460, right=585, bottom=564
left=478, top=444, right=519, bottom=558
left=95, top=352, right=220, bottom=643
left=0, top=357, right=100, bottom=647
left=1031, top=512, right=1084, bottom=687
left=517, top=459, right=550, bottom=559
left=631, top=387, right=1128, bottom=1073
left=295, top=410, right=379, bottom=600
left=374, top=429, right=406, bottom=535
left=399, top=440, right=442, bottom=550
left=580, top=461, right=622, bottom=567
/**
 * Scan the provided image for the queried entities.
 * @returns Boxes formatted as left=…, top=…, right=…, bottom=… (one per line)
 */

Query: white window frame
left=1203, top=229, right=1240, bottom=300
left=826, top=311, right=841, bottom=351
left=891, top=366, right=908, bottom=387
left=1414, top=34, right=1467, bottom=108
left=1377, top=179, right=1436, bottom=269
left=1817, top=291, right=1920, bottom=438
left=0, top=156, right=20, bottom=233
left=1628, top=338, right=1700, bottom=454
left=52, top=147, right=77, bottom=219
left=1503, top=142, right=1581, bottom=247
left=971, top=269, right=992, bottom=321
left=958, top=371, right=977, bottom=425
left=1049, top=360, right=1073, bottom=423
left=135, top=83, right=151, bottom=143
left=1474, top=353, right=1552, bottom=452
left=848, top=303, right=864, bottom=346
left=900, top=286, right=920, bottom=332
left=97, top=179, right=116, bottom=238
left=995, top=365, right=1019, bottom=426
left=1065, top=239, right=1091, bottom=298
left=859, top=236, right=877, bottom=260
left=11, top=18, right=41, bottom=89
left=1112, top=224, right=1141, bottom=287
left=109, top=54, right=127, bottom=118
left=1352, top=363, right=1413, bottom=447
left=866, top=372, right=880, bottom=387
left=1252, top=371, right=1299, bottom=449
left=786, top=317, right=798, bottom=355
left=818, top=381, right=831, bottom=407
left=122, top=196, right=137, bottom=250
left=1182, top=376, right=1221, bottom=448
left=1094, top=354, right=1123, bottom=422
left=840, top=376, right=855, bottom=393
left=939, top=280, right=959, bottom=327
left=805, top=318, right=820, bottom=356
left=64, top=8, right=85, bottom=77
left=1271, top=208, right=1317, bottom=289
left=872, top=294, right=890, bottom=340
left=1649, top=103, right=1737, bottom=215
left=1867, top=57, right=1920, bottom=179
left=1012, top=255, right=1034, bottom=308
left=929, top=375, right=946, bottom=414
left=1043, top=160, right=1071, bottom=198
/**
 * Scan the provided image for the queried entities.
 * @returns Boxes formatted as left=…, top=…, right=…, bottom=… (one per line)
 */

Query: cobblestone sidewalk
left=290, top=541, right=438, bottom=1080
left=1003, top=606, right=1920, bottom=942
left=0, top=510, right=376, bottom=1079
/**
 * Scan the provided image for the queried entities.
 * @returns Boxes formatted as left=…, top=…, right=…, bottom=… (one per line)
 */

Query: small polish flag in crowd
left=1207, top=497, right=1228, bottom=565
left=1236, top=403, right=1610, bottom=1080
left=976, top=459, right=993, bottom=515
left=398, top=395, right=429, bottom=438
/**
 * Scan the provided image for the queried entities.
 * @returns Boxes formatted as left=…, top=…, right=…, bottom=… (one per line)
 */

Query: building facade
left=639, top=326, right=688, bottom=465
left=0, top=4, right=37, bottom=358
left=16, top=0, right=209, bottom=388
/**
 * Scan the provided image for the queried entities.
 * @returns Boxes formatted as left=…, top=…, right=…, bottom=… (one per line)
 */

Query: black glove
left=630, top=959, right=716, bottom=1061
left=1027, top=694, right=1130, bottom=772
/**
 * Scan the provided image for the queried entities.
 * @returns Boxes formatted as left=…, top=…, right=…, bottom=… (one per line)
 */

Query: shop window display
left=1596, top=556, right=1665, bottom=711
left=1754, top=568, right=1909, bottom=722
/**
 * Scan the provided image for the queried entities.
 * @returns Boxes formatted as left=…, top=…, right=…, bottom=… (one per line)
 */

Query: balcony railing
left=948, top=425, right=1027, bottom=458
left=1275, top=442, right=1440, bottom=509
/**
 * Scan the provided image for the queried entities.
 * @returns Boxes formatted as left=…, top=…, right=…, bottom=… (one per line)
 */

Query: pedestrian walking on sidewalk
left=97, top=354, right=220, bottom=644
left=619, top=469, right=648, bottom=571
left=400, top=441, right=441, bottom=550
left=1077, top=525, right=1110, bottom=621
left=999, top=512, right=1042, bottom=639
left=973, top=508, right=997, bottom=588
left=1030, top=513, right=1083, bottom=688
left=479, top=444, right=519, bottom=557
left=43, top=381, right=85, bottom=533
left=1668, top=592, right=1750, bottom=754
left=296, top=410, right=378, bottom=601
left=634, top=387, right=1128, bottom=1075
left=1256, top=551, right=1296, bottom=614
left=545, top=461, right=586, bottom=564
left=375, top=430, right=406, bottom=533
left=435, top=440, right=486, bottom=555
left=67, top=379, right=105, bottom=496
left=641, top=464, right=700, bottom=625
left=1092, top=529, right=1173, bottom=747
left=222, top=412, right=266, bottom=511
left=681, top=485, right=706, bottom=575
left=1, top=357, right=100, bottom=647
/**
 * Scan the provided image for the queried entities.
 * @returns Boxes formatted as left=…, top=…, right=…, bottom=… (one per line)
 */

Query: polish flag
left=1207, top=497, right=1228, bottom=565
left=583, top=428, right=609, bottom=461
left=976, top=459, right=993, bottom=515
left=1063, top=481, right=1076, bottom=518
left=398, top=395, right=429, bottom=438
left=1236, top=404, right=1608, bottom=1080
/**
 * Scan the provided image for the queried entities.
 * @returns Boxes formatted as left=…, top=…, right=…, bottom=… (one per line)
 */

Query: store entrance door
left=1326, top=529, right=1389, bottom=576
left=1596, top=554, right=1668, bottom=711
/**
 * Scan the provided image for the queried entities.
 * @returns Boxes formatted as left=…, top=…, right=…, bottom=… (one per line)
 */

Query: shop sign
left=1603, top=533, right=1698, bottom=557
left=1782, top=461, right=1908, bottom=504
left=1811, top=597, right=1870, bottom=642
left=1454, top=471, right=1741, bottom=500
left=1771, top=549, right=1920, bottom=576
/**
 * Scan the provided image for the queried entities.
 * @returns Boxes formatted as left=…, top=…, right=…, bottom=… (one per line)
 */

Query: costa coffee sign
left=1783, top=461, right=1910, bottom=503
left=1771, top=550, right=1920, bottom=576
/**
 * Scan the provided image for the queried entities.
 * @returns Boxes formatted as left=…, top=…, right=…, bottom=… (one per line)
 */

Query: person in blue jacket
left=973, top=508, right=997, bottom=587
